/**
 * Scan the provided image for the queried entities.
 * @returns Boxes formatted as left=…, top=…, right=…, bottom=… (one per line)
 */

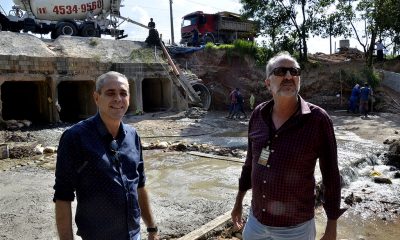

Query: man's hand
left=320, top=219, right=337, bottom=240
left=231, top=204, right=244, bottom=230
left=148, top=232, right=159, bottom=240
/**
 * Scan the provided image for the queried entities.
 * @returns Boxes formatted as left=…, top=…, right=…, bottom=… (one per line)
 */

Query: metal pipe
left=159, top=40, right=180, bottom=76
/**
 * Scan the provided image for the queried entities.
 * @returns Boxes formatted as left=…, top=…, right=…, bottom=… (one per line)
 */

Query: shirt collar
left=298, top=95, right=311, bottom=115
left=261, top=95, right=311, bottom=123
left=93, top=113, right=127, bottom=140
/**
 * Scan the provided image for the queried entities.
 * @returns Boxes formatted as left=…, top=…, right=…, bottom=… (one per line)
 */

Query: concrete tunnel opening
left=142, top=78, right=172, bottom=112
left=1, top=81, right=48, bottom=122
left=58, top=81, right=96, bottom=123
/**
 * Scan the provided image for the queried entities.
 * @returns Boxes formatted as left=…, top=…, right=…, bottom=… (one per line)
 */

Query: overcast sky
left=1, top=0, right=359, bottom=53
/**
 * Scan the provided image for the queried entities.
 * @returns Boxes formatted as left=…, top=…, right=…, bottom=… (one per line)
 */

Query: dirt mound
left=0, top=32, right=164, bottom=63
left=0, top=32, right=55, bottom=57
left=175, top=49, right=400, bottom=113
left=310, top=48, right=364, bottom=62
left=52, top=36, right=153, bottom=62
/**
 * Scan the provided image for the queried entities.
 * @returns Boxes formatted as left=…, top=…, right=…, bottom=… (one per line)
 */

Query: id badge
left=257, top=146, right=270, bottom=166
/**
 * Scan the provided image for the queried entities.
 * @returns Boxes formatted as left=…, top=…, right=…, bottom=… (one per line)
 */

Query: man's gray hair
left=266, top=52, right=300, bottom=78
left=95, top=71, right=129, bottom=93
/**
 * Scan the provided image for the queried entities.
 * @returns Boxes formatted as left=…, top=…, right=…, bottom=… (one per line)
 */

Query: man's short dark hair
left=96, top=71, right=129, bottom=93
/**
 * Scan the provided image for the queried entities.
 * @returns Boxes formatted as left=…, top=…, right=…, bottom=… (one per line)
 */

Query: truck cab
left=180, top=11, right=256, bottom=46
left=181, top=11, right=215, bottom=46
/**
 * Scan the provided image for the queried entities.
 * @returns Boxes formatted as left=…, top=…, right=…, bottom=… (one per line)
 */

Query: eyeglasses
left=110, top=140, right=120, bottom=167
left=270, top=67, right=301, bottom=77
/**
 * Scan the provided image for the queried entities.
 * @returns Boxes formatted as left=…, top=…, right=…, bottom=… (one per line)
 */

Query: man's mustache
left=280, top=79, right=294, bottom=86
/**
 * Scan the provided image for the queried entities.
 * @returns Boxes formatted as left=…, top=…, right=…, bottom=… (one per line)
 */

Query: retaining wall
left=382, top=70, right=400, bottom=93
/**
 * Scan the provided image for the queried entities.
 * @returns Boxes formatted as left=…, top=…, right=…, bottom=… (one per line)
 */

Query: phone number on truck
left=36, top=1, right=103, bottom=15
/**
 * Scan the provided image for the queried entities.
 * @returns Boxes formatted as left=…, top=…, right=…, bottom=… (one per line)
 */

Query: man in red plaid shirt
left=231, top=52, right=344, bottom=240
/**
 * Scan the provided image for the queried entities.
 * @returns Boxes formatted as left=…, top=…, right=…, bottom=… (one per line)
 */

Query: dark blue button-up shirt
left=54, top=113, right=146, bottom=240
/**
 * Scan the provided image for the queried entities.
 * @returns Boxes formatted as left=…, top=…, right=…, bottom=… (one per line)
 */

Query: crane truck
left=180, top=11, right=256, bottom=46
left=0, top=0, right=142, bottom=39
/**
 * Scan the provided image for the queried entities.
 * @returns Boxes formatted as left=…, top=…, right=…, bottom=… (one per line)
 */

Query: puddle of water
left=316, top=210, right=400, bottom=240
left=144, top=150, right=242, bottom=201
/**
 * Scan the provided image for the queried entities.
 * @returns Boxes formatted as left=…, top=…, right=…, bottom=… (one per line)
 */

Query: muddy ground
left=0, top=110, right=399, bottom=240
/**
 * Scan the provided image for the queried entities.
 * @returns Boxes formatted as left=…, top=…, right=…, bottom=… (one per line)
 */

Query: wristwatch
left=147, top=226, right=158, bottom=233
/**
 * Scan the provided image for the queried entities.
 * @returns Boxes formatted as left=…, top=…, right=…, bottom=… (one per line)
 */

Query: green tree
left=240, top=0, right=346, bottom=61
left=337, top=0, right=400, bottom=66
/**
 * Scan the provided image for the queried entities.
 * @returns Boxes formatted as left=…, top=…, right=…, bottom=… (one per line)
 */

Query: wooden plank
left=177, top=211, right=232, bottom=240
left=187, top=151, right=244, bottom=163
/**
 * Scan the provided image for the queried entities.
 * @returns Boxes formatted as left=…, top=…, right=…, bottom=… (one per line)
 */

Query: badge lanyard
left=257, top=129, right=274, bottom=166
left=257, top=103, right=300, bottom=166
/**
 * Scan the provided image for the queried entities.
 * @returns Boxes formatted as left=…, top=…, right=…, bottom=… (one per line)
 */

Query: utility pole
left=169, top=0, right=175, bottom=45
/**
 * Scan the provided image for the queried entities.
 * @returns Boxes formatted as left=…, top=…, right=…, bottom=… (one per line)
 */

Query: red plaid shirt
left=239, top=96, right=342, bottom=227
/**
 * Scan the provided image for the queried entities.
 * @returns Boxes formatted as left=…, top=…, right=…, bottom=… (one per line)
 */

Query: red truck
left=180, top=11, right=256, bottom=46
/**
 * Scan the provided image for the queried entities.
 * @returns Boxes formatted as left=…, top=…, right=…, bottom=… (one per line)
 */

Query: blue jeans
left=242, top=209, right=316, bottom=240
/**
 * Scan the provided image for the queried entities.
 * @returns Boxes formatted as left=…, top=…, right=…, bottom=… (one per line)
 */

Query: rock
left=21, top=120, right=32, bottom=127
left=344, top=193, right=355, bottom=205
left=169, top=142, right=187, bottom=151
left=33, top=145, right=44, bottom=155
left=354, top=195, right=363, bottom=203
left=373, top=176, right=392, bottom=184
left=43, top=146, right=57, bottom=154
left=6, top=120, right=18, bottom=125
left=156, top=142, right=169, bottom=149
left=185, top=107, right=207, bottom=119
left=7, top=125, right=19, bottom=130
left=141, top=142, right=151, bottom=150
left=383, top=139, right=400, bottom=168
left=389, top=139, right=400, bottom=154
left=0, top=144, right=9, bottom=159
left=394, top=172, right=400, bottom=178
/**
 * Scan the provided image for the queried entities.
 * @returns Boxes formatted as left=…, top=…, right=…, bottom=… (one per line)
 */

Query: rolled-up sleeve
left=53, top=129, right=79, bottom=202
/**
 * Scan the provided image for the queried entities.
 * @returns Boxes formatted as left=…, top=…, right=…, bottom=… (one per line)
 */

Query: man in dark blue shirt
left=359, top=83, right=371, bottom=118
left=54, top=71, right=159, bottom=240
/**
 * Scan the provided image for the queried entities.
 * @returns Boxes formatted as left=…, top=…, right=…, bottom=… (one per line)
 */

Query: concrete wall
left=382, top=70, right=400, bottom=93
left=0, top=55, right=189, bottom=123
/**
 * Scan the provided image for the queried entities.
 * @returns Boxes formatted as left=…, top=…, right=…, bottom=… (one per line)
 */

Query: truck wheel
left=57, top=22, right=77, bottom=36
left=80, top=24, right=97, bottom=37
left=0, top=23, right=2, bottom=31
